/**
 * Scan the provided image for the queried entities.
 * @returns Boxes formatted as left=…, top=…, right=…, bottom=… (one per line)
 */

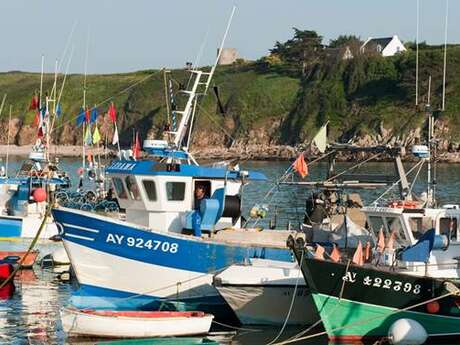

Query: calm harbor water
left=1, top=157, right=460, bottom=344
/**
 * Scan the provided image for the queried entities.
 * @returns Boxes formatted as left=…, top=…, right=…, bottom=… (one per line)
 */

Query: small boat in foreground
left=61, top=308, right=214, bottom=338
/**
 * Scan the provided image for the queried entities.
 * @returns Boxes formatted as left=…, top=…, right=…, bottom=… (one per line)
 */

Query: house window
left=142, top=180, right=157, bottom=201
left=377, top=44, right=382, bottom=53
left=112, top=177, right=127, bottom=199
left=166, top=182, right=186, bottom=201
left=125, top=175, right=141, bottom=201
left=440, top=217, right=457, bottom=241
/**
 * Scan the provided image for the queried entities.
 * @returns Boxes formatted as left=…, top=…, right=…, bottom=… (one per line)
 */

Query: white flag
left=313, top=122, right=328, bottom=153
left=112, top=126, right=119, bottom=145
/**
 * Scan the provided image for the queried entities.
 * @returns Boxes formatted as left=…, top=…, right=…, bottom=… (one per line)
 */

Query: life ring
left=388, top=200, right=418, bottom=209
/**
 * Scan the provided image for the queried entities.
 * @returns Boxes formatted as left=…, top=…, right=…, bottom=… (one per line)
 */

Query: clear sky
left=0, top=0, right=457, bottom=74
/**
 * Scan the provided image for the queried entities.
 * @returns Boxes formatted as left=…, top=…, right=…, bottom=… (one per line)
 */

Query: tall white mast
left=442, top=0, right=449, bottom=111
left=415, top=0, right=419, bottom=106
left=172, top=6, right=236, bottom=149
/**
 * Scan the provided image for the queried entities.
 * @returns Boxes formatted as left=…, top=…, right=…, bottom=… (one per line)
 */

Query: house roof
left=363, top=37, right=393, bottom=49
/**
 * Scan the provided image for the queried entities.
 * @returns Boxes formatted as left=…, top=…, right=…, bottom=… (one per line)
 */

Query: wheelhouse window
left=112, top=177, right=127, bottom=199
left=408, top=217, right=433, bottom=240
left=166, top=182, right=186, bottom=201
left=386, top=217, right=407, bottom=245
left=142, top=180, right=157, bottom=201
left=368, top=216, right=386, bottom=234
left=440, top=217, right=458, bottom=241
left=125, top=176, right=141, bottom=201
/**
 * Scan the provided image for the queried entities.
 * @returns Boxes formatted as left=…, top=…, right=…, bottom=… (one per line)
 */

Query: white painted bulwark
left=361, top=35, right=406, bottom=57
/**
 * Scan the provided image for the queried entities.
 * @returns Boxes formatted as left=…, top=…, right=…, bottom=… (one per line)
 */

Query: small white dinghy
left=61, top=307, right=214, bottom=338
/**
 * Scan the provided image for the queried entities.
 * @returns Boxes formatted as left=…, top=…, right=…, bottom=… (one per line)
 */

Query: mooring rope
left=266, top=249, right=305, bottom=345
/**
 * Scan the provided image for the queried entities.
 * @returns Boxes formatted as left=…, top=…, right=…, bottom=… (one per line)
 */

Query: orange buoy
left=426, top=301, right=440, bottom=313
left=32, top=188, right=47, bottom=202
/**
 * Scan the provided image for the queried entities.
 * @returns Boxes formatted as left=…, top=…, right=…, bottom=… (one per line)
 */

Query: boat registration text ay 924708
left=105, top=233, right=179, bottom=254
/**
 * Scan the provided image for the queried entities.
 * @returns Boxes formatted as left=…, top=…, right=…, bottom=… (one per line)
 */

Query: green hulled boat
left=288, top=237, right=460, bottom=342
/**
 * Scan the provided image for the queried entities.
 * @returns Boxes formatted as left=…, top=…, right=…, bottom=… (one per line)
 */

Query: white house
left=360, top=35, right=406, bottom=57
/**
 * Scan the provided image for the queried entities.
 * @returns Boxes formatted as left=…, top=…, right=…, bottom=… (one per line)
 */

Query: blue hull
left=53, top=208, right=292, bottom=319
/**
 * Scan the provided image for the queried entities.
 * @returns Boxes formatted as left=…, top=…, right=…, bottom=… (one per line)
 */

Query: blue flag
left=56, top=103, right=62, bottom=117
left=90, top=107, right=98, bottom=124
left=76, top=107, right=85, bottom=127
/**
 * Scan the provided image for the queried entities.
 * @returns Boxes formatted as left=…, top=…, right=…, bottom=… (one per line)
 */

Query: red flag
left=87, top=152, right=93, bottom=163
left=377, top=229, right=385, bottom=253
left=37, top=127, right=43, bottom=139
left=132, top=132, right=141, bottom=159
left=314, top=244, right=325, bottom=260
left=330, top=244, right=341, bottom=262
left=33, top=111, right=40, bottom=127
left=364, top=241, right=371, bottom=262
left=108, top=103, right=117, bottom=123
left=293, top=154, right=308, bottom=178
left=387, top=231, right=396, bottom=251
left=352, top=241, right=364, bottom=266
left=85, top=108, right=91, bottom=123
left=29, top=95, right=39, bottom=110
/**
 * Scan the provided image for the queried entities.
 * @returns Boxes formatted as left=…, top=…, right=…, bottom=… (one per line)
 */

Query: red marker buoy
left=32, top=188, right=47, bottom=202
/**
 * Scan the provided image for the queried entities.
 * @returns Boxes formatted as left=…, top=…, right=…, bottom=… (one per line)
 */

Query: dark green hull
left=289, top=238, right=460, bottom=341
left=313, top=293, right=460, bottom=341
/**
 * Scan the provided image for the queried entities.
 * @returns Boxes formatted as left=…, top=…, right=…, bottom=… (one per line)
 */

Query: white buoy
left=51, top=247, right=70, bottom=265
left=388, top=318, right=427, bottom=345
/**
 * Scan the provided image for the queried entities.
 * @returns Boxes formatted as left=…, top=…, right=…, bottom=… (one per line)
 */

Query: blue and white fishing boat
left=52, top=10, right=300, bottom=319
left=0, top=61, right=71, bottom=240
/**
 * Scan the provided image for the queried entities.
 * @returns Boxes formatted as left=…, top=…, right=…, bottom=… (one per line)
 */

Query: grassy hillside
left=1, top=45, right=460, bottom=147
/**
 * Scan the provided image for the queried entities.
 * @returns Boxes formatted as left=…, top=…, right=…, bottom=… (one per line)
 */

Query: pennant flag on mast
left=85, top=108, right=91, bottom=123
left=84, top=126, right=92, bottom=145
left=56, top=103, right=62, bottom=117
left=387, top=230, right=396, bottom=251
left=364, top=241, right=371, bottom=262
left=90, top=106, right=98, bottom=124
left=314, top=244, right=325, bottom=260
left=33, top=111, right=40, bottom=127
left=352, top=241, right=364, bottom=266
left=108, top=103, right=117, bottom=123
left=112, top=126, right=119, bottom=145
left=312, top=122, right=328, bottom=153
left=292, top=153, right=308, bottom=178
left=92, top=125, right=101, bottom=144
left=76, top=107, right=85, bottom=127
left=377, top=228, right=385, bottom=253
left=29, top=95, right=39, bottom=111
left=330, top=244, right=341, bottom=262
left=132, top=132, right=141, bottom=159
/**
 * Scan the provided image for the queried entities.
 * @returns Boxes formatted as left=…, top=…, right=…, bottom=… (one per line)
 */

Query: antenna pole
left=205, top=6, right=236, bottom=94
left=6, top=105, right=11, bottom=178
left=442, top=0, right=449, bottom=111
left=39, top=55, right=44, bottom=110
left=82, top=27, right=90, bottom=170
left=415, top=0, right=419, bottom=106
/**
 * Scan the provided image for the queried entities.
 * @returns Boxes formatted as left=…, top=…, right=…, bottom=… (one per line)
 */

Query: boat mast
left=82, top=28, right=90, bottom=170
left=171, top=6, right=236, bottom=151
